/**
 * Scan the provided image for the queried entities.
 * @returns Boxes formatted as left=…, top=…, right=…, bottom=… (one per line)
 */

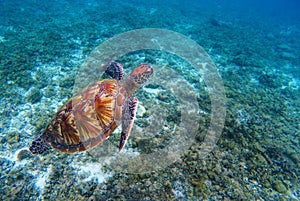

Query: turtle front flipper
left=29, top=137, right=50, bottom=154
left=119, top=97, right=138, bottom=152
left=102, top=61, right=124, bottom=80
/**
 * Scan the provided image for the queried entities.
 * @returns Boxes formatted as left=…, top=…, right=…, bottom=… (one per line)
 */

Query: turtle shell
left=41, top=79, right=119, bottom=153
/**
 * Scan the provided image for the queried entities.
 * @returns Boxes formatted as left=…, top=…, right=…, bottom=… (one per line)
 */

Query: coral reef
left=0, top=0, right=299, bottom=200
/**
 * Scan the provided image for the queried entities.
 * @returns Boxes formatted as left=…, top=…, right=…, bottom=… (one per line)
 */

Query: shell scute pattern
left=43, top=79, right=119, bottom=153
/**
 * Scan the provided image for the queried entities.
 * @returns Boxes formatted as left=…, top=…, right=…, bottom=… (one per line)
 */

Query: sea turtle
left=29, top=61, right=153, bottom=154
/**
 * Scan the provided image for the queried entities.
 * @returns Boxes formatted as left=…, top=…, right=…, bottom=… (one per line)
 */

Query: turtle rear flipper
left=29, top=137, right=50, bottom=154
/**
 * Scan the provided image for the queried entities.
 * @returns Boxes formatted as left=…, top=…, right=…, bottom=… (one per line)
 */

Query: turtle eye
left=139, top=64, right=153, bottom=74
left=146, top=66, right=153, bottom=74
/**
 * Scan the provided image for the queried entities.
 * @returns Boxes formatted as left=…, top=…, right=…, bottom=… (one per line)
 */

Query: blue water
left=0, top=0, right=299, bottom=200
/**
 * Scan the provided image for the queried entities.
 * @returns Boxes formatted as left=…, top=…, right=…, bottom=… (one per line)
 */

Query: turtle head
left=124, top=64, right=153, bottom=96
left=129, top=64, right=153, bottom=85
left=29, top=137, right=50, bottom=155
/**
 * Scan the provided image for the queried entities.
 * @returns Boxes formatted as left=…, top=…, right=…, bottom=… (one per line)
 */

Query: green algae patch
left=6, top=132, right=20, bottom=145
left=25, top=87, right=42, bottom=103
left=273, top=180, right=287, bottom=194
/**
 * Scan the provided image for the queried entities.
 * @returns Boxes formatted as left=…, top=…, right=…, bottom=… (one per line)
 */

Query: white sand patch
left=36, top=171, right=48, bottom=190
left=79, top=163, right=111, bottom=183
left=288, top=77, right=299, bottom=90
left=71, top=145, right=141, bottom=184
left=34, top=165, right=52, bottom=194
left=143, top=86, right=164, bottom=95
left=72, top=162, right=112, bottom=184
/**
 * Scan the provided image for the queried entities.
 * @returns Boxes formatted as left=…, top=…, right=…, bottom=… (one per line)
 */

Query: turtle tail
left=29, top=137, right=50, bottom=155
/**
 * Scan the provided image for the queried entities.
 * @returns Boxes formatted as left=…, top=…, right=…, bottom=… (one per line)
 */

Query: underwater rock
left=157, top=91, right=171, bottom=102
left=273, top=180, right=287, bottom=193
left=76, top=180, right=97, bottom=197
left=136, top=119, right=150, bottom=127
left=258, top=73, right=280, bottom=88
left=34, top=69, right=49, bottom=89
left=44, top=83, right=57, bottom=98
left=59, top=76, right=75, bottom=88
left=10, top=70, right=35, bottom=90
left=232, top=54, right=264, bottom=67
left=0, top=158, right=15, bottom=174
left=7, top=132, right=20, bottom=145
left=16, top=149, right=32, bottom=161
left=25, top=87, right=42, bottom=103
left=266, top=33, right=275, bottom=41
left=208, top=18, right=230, bottom=28
left=277, top=44, right=293, bottom=52
left=281, top=52, right=297, bottom=60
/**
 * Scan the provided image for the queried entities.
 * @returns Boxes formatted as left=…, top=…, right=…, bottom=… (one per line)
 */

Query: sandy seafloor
left=0, top=0, right=299, bottom=200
